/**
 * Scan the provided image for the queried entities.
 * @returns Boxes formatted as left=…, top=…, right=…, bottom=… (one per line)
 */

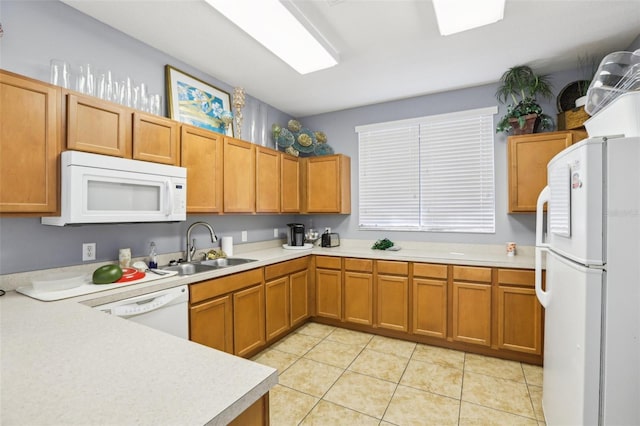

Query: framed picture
left=165, top=65, right=233, bottom=136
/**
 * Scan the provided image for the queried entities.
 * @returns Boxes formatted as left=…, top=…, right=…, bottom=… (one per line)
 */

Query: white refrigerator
left=535, top=132, right=640, bottom=425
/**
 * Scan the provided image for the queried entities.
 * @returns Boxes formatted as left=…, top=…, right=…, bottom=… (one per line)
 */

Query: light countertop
left=0, top=239, right=535, bottom=425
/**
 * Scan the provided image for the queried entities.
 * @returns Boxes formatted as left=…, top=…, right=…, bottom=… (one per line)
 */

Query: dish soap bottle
left=148, top=241, right=158, bottom=269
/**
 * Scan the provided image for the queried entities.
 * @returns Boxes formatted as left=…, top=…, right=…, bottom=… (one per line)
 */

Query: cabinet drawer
left=190, top=268, right=264, bottom=303
left=498, top=269, right=534, bottom=287
left=264, top=257, right=309, bottom=280
left=377, top=260, right=408, bottom=275
left=344, top=258, right=373, bottom=272
left=315, top=256, right=341, bottom=270
left=453, top=266, right=492, bottom=283
left=413, top=263, right=447, bottom=279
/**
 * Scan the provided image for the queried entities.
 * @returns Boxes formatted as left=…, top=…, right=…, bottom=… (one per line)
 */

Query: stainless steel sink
left=162, top=262, right=218, bottom=276
left=200, top=258, right=258, bottom=267
left=161, top=258, right=258, bottom=276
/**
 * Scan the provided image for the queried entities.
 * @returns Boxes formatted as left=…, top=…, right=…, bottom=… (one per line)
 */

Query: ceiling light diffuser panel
left=205, top=0, right=339, bottom=74
left=432, top=0, right=505, bottom=35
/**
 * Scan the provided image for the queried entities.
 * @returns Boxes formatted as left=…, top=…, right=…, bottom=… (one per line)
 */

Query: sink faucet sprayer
left=186, top=221, right=218, bottom=262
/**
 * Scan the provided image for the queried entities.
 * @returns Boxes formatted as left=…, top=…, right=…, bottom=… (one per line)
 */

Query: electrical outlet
left=325, top=227, right=331, bottom=234
left=82, top=243, right=96, bottom=261
left=241, top=230, right=248, bottom=242
left=273, top=228, right=279, bottom=238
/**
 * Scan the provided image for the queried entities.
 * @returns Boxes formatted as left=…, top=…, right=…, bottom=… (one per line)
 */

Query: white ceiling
left=62, top=0, right=640, bottom=117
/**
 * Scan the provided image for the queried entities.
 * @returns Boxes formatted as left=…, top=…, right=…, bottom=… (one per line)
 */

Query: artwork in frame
left=165, top=65, right=233, bottom=136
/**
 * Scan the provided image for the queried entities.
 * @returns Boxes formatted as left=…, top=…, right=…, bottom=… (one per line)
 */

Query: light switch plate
left=241, top=230, right=248, bottom=242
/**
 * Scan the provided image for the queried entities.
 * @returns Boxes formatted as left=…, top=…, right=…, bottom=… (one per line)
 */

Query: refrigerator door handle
left=535, top=246, right=551, bottom=307
left=536, top=185, right=550, bottom=248
left=536, top=185, right=551, bottom=307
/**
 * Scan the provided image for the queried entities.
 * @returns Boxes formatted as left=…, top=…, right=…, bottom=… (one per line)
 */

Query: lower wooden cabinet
left=189, top=269, right=264, bottom=357
left=264, top=258, right=310, bottom=342
left=412, top=263, right=448, bottom=339
left=189, top=294, right=233, bottom=353
left=375, top=261, right=408, bottom=332
left=233, top=284, right=266, bottom=357
left=228, top=393, right=269, bottom=426
left=265, top=276, right=290, bottom=341
left=290, top=270, right=309, bottom=327
left=451, top=266, right=493, bottom=347
left=344, top=271, right=373, bottom=325
left=315, top=257, right=342, bottom=320
left=497, top=269, right=543, bottom=355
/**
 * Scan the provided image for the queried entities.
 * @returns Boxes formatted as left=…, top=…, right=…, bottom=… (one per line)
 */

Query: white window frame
left=356, top=106, right=497, bottom=233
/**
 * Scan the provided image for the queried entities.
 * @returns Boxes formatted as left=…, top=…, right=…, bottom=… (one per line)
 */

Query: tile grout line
left=377, top=341, right=418, bottom=424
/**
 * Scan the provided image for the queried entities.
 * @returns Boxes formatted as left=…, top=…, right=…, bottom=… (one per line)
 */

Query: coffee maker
left=287, top=223, right=305, bottom=246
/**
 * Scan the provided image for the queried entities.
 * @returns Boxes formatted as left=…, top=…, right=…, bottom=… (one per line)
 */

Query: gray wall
left=300, top=69, right=585, bottom=246
left=0, top=0, right=295, bottom=274
left=0, top=1, right=636, bottom=274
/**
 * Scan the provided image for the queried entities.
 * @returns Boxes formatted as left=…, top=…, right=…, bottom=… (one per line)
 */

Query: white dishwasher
left=94, top=285, right=189, bottom=339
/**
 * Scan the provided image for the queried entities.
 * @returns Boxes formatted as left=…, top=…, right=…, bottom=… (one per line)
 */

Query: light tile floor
left=252, top=322, right=545, bottom=426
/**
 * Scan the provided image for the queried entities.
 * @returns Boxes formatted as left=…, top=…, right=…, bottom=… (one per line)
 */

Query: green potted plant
left=495, top=65, right=554, bottom=134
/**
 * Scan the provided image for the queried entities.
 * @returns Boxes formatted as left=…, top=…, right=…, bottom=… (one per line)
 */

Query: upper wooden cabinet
left=224, top=137, right=256, bottom=213
left=66, top=93, right=180, bottom=165
left=281, top=154, right=301, bottom=213
left=302, top=154, right=351, bottom=214
left=508, top=130, right=587, bottom=212
left=0, top=70, right=61, bottom=214
left=66, top=93, right=131, bottom=157
left=256, top=146, right=281, bottom=213
left=181, top=125, right=223, bottom=213
left=132, top=112, right=180, bottom=165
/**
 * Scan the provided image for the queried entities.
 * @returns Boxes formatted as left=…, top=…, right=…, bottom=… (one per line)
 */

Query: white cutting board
left=16, top=270, right=179, bottom=302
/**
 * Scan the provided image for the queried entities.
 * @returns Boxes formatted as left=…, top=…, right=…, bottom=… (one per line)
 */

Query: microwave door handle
left=164, top=180, right=172, bottom=217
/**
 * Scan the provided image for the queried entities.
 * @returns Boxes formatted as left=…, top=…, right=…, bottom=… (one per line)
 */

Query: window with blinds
left=356, top=106, right=497, bottom=233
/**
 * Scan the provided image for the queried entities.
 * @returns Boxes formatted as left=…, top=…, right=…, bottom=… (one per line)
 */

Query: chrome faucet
left=186, top=221, right=218, bottom=262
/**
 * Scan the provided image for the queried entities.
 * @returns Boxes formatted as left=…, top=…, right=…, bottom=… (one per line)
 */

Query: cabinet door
left=497, top=268, right=543, bottom=355
left=256, top=146, right=280, bottom=213
left=281, top=154, right=300, bottom=213
left=344, top=271, right=373, bottom=325
left=508, top=131, right=574, bottom=212
left=315, top=268, right=342, bottom=320
left=224, top=137, right=256, bottom=212
left=290, top=269, right=309, bottom=326
left=376, top=274, right=408, bottom=332
left=181, top=125, right=223, bottom=213
left=0, top=71, right=60, bottom=213
left=66, top=93, right=131, bottom=157
left=233, top=284, right=265, bottom=357
left=228, top=393, right=269, bottom=426
left=265, top=276, right=290, bottom=341
left=190, top=295, right=233, bottom=353
left=303, top=155, right=351, bottom=213
left=497, top=286, right=542, bottom=354
left=132, top=112, right=180, bottom=165
left=452, top=282, right=492, bottom=346
left=413, top=278, right=447, bottom=338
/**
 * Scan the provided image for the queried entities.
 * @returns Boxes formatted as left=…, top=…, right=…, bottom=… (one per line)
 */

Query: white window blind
left=356, top=106, right=496, bottom=233
left=358, top=126, right=420, bottom=229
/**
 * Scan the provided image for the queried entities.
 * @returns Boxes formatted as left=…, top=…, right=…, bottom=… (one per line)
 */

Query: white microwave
left=42, top=151, right=187, bottom=226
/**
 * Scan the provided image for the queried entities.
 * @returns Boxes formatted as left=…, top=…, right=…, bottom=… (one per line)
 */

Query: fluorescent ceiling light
left=205, top=0, right=339, bottom=74
left=432, top=0, right=505, bottom=36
